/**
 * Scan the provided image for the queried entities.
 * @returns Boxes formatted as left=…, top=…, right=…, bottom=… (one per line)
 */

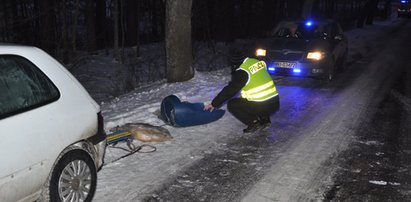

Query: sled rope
left=105, top=140, right=156, bottom=165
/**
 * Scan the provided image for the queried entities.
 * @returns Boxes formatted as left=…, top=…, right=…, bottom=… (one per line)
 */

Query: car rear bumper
left=93, top=140, right=106, bottom=169
left=88, top=111, right=106, bottom=169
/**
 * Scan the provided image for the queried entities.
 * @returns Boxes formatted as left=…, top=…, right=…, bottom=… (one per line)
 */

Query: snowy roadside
left=99, top=18, right=404, bottom=131
left=242, top=19, right=409, bottom=201
left=85, top=18, right=406, bottom=201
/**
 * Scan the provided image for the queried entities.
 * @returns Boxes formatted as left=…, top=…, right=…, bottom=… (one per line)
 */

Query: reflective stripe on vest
left=241, top=80, right=278, bottom=101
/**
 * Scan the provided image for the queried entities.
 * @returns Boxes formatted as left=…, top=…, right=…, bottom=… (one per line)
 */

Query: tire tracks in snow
left=140, top=22, right=407, bottom=201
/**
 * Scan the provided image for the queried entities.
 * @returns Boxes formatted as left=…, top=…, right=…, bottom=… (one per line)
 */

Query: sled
left=159, top=95, right=225, bottom=127
left=106, top=130, right=132, bottom=145
left=105, top=130, right=156, bottom=164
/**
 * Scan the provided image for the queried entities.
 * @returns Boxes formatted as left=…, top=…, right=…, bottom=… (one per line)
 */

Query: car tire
left=49, top=149, right=97, bottom=202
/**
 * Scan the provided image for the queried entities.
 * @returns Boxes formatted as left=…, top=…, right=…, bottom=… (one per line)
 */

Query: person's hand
left=203, top=103, right=215, bottom=112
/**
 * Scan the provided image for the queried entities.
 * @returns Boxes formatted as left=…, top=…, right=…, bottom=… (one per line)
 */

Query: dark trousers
left=227, top=95, right=280, bottom=125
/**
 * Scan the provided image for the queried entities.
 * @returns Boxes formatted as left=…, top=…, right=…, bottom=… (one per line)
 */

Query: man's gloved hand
left=203, top=102, right=214, bottom=112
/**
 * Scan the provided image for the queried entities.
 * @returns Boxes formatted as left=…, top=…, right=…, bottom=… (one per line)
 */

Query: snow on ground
left=67, top=15, right=408, bottom=201
left=242, top=17, right=411, bottom=201
left=95, top=68, right=247, bottom=201
left=101, top=68, right=230, bottom=131
left=99, top=17, right=400, bottom=131
left=98, top=17, right=403, bottom=144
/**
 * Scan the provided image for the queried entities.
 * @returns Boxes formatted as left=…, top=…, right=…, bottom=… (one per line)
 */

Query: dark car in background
left=398, top=0, right=411, bottom=17
left=254, top=19, right=348, bottom=81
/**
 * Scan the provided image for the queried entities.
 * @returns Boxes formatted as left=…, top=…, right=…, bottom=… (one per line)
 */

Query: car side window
left=0, top=55, right=60, bottom=119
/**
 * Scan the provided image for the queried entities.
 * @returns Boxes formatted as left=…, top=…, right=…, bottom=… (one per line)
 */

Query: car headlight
left=256, top=49, right=267, bottom=57
left=307, top=51, right=325, bottom=60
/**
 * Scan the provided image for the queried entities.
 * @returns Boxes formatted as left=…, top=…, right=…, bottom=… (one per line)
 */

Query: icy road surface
left=93, top=19, right=410, bottom=201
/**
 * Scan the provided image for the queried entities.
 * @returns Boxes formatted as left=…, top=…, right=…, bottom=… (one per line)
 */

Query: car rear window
left=0, top=55, right=60, bottom=119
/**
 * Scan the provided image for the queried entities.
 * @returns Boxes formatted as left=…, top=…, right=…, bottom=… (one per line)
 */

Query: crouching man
left=204, top=57, right=280, bottom=133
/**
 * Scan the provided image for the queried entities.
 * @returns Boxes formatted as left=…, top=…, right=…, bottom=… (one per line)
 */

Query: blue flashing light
left=268, top=67, right=276, bottom=72
left=305, top=20, right=313, bottom=27
left=293, top=68, right=301, bottom=73
left=401, top=0, right=406, bottom=3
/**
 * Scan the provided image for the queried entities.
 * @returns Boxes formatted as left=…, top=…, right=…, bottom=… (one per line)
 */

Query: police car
left=254, top=19, right=348, bottom=81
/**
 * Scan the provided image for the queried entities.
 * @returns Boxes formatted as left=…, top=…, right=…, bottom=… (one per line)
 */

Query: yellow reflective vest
left=238, top=58, right=278, bottom=102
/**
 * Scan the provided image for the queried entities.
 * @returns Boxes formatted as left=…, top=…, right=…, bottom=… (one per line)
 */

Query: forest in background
left=0, top=0, right=392, bottom=95
left=0, top=0, right=389, bottom=62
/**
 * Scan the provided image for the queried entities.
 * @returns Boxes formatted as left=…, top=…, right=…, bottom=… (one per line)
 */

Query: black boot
left=243, top=120, right=264, bottom=133
left=258, top=116, right=271, bottom=129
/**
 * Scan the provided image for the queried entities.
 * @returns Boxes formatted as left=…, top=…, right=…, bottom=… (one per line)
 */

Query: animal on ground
left=126, top=123, right=172, bottom=142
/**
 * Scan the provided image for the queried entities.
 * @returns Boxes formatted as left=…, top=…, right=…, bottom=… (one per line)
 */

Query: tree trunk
left=120, top=0, right=125, bottom=61
left=302, top=0, right=317, bottom=18
left=213, top=0, right=234, bottom=42
left=72, top=0, right=80, bottom=51
left=365, top=0, right=379, bottom=25
left=357, top=0, right=377, bottom=28
left=150, top=0, right=159, bottom=41
left=287, top=0, right=304, bottom=19
left=61, top=1, right=69, bottom=63
left=96, top=0, right=106, bottom=49
left=125, top=0, right=138, bottom=47
left=10, top=0, right=19, bottom=41
left=38, top=0, right=56, bottom=54
left=263, top=0, right=278, bottom=31
left=86, top=0, right=97, bottom=53
left=2, top=0, right=11, bottom=41
left=383, top=0, right=391, bottom=19
left=165, top=0, right=194, bottom=82
left=113, top=0, right=121, bottom=62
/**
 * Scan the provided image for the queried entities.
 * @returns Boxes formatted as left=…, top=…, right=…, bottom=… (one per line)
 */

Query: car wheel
left=50, top=149, right=97, bottom=202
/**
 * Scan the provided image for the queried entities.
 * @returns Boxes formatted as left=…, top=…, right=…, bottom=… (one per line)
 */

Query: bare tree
left=165, top=0, right=194, bottom=82
left=59, top=0, right=69, bottom=63
left=302, top=0, right=317, bottom=18
left=357, top=0, right=379, bottom=28
left=96, top=0, right=107, bottom=49
left=71, top=0, right=80, bottom=51
left=120, top=0, right=125, bottom=61
left=113, top=0, right=121, bottom=62
left=125, top=0, right=139, bottom=47
left=86, top=0, right=97, bottom=52
left=1, top=0, right=12, bottom=41
left=38, top=0, right=56, bottom=54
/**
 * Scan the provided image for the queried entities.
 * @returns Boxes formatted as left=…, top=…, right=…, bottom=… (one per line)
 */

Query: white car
left=0, top=45, right=106, bottom=202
